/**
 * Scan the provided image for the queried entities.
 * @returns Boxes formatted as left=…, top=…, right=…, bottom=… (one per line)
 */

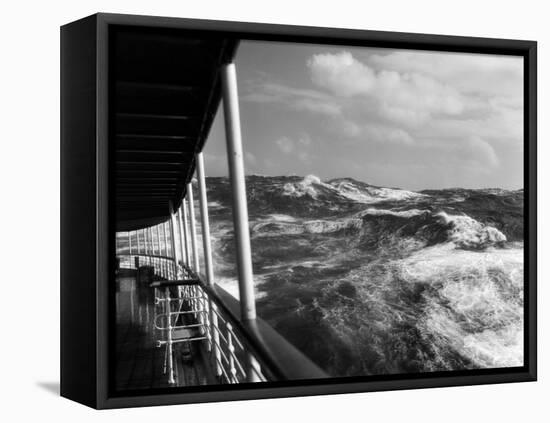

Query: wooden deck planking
left=114, top=273, right=215, bottom=391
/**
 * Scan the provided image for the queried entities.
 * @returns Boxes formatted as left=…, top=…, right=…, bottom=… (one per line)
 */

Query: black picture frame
left=61, top=12, right=537, bottom=409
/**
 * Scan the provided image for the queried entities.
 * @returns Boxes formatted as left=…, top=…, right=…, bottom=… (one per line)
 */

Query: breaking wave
left=282, top=174, right=427, bottom=204
left=435, top=211, right=507, bottom=249
left=252, top=207, right=508, bottom=252
left=312, top=242, right=524, bottom=374
left=204, top=175, right=524, bottom=377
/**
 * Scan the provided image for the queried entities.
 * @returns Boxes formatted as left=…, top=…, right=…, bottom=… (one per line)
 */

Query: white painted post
left=128, top=231, right=132, bottom=255
left=165, top=288, right=175, bottom=384
left=169, top=202, right=180, bottom=279
left=177, top=206, right=186, bottom=270
left=136, top=230, right=141, bottom=268
left=196, top=152, right=214, bottom=285
left=181, top=199, right=191, bottom=267
left=163, top=222, right=170, bottom=278
left=149, top=227, right=155, bottom=255
left=147, top=228, right=152, bottom=266
left=221, top=63, right=256, bottom=322
left=187, top=182, right=200, bottom=273
left=197, top=152, right=221, bottom=369
left=144, top=229, right=149, bottom=256
left=155, top=226, right=161, bottom=274
left=156, top=225, right=161, bottom=255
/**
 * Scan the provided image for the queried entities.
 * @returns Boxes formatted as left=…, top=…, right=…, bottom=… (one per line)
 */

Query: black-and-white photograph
left=113, top=29, right=525, bottom=391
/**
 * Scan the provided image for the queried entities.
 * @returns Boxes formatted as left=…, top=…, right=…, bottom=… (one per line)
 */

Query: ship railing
left=152, top=279, right=266, bottom=384
left=118, top=253, right=190, bottom=281
left=117, top=254, right=326, bottom=383
left=113, top=62, right=328, bottom=384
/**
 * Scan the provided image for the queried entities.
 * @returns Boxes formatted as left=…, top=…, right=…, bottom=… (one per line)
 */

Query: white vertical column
left=181, top=199, right=191, bottom=267
left=136, top=229, right=141, bottom=268
left=187, top=182, right=200, bottom=272
left=177, top=206, right=187, bottom=270
left=148, top=227, right=155, bottom=255
left=143, top=229, right=148, bottom=255
left=221, top=63, right=256, bottom=322
left=165, top=288, right=175, bottom=384
left=196, top=153, right=214, bottom=285
left=197, top=153, right=221, bottom=374
left=128, top=231, right=132, bottom=255
left=163, top=221, right=170, bottom=278
left=156, top=225, right=161, bottom=255
left=169, top=202, right=180, bottom=279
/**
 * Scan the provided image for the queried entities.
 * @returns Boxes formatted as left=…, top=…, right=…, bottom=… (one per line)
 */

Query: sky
left=203, top=40, right=524, bottom=190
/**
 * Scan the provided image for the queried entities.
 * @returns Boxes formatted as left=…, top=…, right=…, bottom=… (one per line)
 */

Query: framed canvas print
left=60, top=13, right=537, bottom=409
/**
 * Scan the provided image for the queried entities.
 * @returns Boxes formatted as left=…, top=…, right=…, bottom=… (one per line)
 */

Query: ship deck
left=114, top=272, right=216, bottom=391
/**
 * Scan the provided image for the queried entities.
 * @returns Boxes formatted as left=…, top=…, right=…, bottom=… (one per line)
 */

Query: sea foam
left=435, top=211, right=507, bottom=249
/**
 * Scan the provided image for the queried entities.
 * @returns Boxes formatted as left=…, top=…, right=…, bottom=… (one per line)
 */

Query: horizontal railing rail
left=116, top=251, right=328, bottom=383
left=163, top=263, right=327, bottom=382
left=117, top=253, right=191, bottom=281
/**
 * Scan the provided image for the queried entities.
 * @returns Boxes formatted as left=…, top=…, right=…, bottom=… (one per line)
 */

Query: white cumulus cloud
left=275, top=136, right=295, bottom=154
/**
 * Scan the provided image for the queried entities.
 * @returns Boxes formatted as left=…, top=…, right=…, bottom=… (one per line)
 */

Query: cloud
left=241, top=48, right=523, bottom=174
left=242, top=81, right=341, bottom=117
left=460, top=136, right=500, bottom=168
left=275, top=136, right=294, bottom=154
left=307, top=51, right=376, bottom=97
left=245, top=151, right=257, bottom=165
left=307, top=51, right=466, bottom=128
left=369, top=50, right=523, bottom=98
left=275, top=135, right=313, bottom=163
left=298, top=134, right=311, bottom=146
left=298, top=151, right=310, bottom=163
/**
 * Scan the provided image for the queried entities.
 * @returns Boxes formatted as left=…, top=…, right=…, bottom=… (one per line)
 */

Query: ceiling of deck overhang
left=112, top=26, right=238, bottom=232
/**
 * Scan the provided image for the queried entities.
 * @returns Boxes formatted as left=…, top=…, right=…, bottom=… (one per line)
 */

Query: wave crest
left=281, top=174, right=426, bottom=204
left=435, top=211, right=507, bottom=249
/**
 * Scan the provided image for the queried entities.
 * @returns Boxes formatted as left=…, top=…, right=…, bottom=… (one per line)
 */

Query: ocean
left=203, top=174, right=524, bottom=377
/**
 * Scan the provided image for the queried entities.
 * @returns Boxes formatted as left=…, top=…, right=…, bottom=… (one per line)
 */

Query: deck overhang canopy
left=113, top=26, right=238, bottom=231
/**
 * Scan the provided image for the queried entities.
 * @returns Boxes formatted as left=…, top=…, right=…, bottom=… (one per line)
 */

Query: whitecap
left=357, top=207, right=429, bottom=218
left=252, top=217, right=363, bottom=236
left=435, top=211, right=507, bottom=248
left=282, top=174, right=329, bottom=199
left=332, top=180, right=427, bottom=204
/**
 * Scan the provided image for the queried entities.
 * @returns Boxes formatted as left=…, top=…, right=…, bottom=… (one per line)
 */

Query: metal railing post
left=221, top=62, right=262, bottom=383
left=177, top=206, right=186, bottom=269
left=163, top=221, right=170, bottom=278
left=210, top=305, right=222, bottom=377
left=155, top=225, right=161, bottom=277
left=169, top=201, right=180, bottom=279
left=196, top=152, right=221, bottom=370
left=165, top=288, right=175, bottom=384
left=187, top=182, right=200, bottom=273
left=196, top=153, right=214, bottom=285
left=149, top=227, right=155, bottom=255
left=181, top=199, right=191, bottom=267
left=156, top=225, right=161, bottom=254
left=144, top=229, right=149, bottom=257
left=221, top=63, right=256, bottom=322
left=226, top=323, right=238, bottom=383
left=128, top=231, right=132, bottom=255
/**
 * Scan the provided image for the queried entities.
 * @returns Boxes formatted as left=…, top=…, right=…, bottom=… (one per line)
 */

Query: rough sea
left=199, top=175, right=524, bottom=377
